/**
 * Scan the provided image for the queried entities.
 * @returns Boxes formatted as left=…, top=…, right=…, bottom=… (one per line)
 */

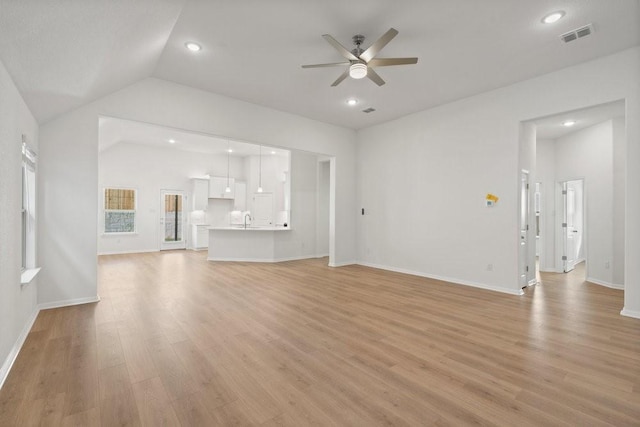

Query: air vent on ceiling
left=560, top=23, right=594, bottom=43
left=362, top=107, right=376, bottom=113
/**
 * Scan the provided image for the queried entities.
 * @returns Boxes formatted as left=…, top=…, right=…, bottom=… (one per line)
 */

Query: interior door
left=519, top=171, right=529, bottom=287
left=562, top=181, right=582, bottom=272
left=160, top=190, right=186, bottom=250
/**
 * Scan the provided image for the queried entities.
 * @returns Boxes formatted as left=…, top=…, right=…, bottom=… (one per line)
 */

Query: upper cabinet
left=209, top=176, right=235, bottom=199
left=191, top=178, right=209, bottom=210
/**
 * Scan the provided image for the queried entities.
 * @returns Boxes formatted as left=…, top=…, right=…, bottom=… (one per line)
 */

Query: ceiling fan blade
left=367, top=57, right=418, bottom=67
left=302, top=62, right=350, bottom=69
left=360, top=28, right=399, bottom=63
left=322, top=34, right=359, bottom=61
left=330, top=69, right=350, bottom=87
left=366, top=67, right=386, bottom=86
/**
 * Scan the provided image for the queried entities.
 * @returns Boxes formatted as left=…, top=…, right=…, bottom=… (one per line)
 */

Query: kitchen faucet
left=244, top=213, right=252, bottom=229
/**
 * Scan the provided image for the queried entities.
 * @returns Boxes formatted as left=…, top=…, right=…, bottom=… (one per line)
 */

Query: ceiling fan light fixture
left=349, top=63, right=367, bottom=79
left=347, top=98, right=358, bottom=106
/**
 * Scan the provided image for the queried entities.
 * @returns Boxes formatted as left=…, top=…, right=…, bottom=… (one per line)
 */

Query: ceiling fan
left=301, top=28, right=418, bottom=87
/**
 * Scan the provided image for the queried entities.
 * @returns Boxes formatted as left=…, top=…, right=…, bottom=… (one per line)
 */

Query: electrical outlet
left=487, top=264, right=493, bottom=271
left=605, top=261, right=610, bottom=269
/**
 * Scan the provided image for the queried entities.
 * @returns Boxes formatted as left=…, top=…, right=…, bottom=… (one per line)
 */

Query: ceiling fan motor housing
left=352, top=34, right=365, bottom=57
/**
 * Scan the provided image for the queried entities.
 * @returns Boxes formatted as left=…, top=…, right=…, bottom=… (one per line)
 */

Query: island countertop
left=208, top=226, right=296, bottom=262
left=207, top=226, right=291, bottom=231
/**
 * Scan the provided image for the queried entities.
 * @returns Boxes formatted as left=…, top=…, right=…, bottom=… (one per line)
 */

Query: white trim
left=0, top=307, right=39, bottom=390
left=527, top=279, right=538, bottom=286
left=586, top=277, right=624, bottom=290
left=539, top=268, right=557, bottom=273
left=38, top=295, right=101, bottom=311
left=207, top=255, right=320, bottom=263
left=98, top=249, right=160, bottom=256
left=620, top=308, right=640, bottom=319
left=329, top=260, right=356, bottom=267
left=20, top=267, right=41, bottom=285
left=357, top=262, right=524, bottom=296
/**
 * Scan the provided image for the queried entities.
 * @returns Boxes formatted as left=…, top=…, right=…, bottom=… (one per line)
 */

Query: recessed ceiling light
left=542, top=11, right=565, bottom=24
left=271, top=151, right=276, bottom=155
left=347, top=98, right=358, bottom=106
left=168, top=139, right=176, bottom=144
left=563, top=120, right=576, bottom=127
left=227, top=149, right=233, bottom=153
left=185, top=42, right=201, bottom=52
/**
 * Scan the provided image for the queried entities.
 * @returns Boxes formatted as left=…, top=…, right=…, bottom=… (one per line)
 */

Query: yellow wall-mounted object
left=485, top=193, right=499, bottom=207
left=485, top=193, right=499, bottom=203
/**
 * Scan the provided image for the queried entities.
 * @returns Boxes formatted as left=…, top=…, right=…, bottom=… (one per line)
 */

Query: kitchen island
left=207, top=226, right=294, bottom=262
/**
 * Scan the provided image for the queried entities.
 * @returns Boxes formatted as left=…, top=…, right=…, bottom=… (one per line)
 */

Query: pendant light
left=257, top=145, right=263, bottom=193
left=225, top=141, right=231, bottom=193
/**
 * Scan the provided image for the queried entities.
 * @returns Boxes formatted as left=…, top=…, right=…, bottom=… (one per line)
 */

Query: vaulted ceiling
left=0, top=1, right=638, bottom=129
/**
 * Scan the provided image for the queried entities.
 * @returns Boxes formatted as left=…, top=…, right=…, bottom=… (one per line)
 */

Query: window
left=104, top=188, right=136, bottom=233
left=21, top=141, right=37, bottom=279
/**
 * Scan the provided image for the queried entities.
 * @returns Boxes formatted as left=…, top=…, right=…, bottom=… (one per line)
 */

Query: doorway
left=160, top=190, right=186, bottom=250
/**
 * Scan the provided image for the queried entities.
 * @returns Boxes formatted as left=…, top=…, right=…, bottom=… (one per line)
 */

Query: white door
left=160, top=190, right=186, bottom=250
left=562, top=180, right=583, bottom=272
left=519, top=171, right=530, bottom=287
left=252, top=193, right=274, bottom=226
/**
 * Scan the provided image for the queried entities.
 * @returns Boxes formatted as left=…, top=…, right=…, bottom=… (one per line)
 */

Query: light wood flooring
left=1, top=251, right=639, bottom=426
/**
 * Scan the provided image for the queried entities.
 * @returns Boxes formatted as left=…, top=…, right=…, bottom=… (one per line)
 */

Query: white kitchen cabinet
left=209, top=176, right=235, bottom=199
left=234, top=181, right=246, bottom=210
left=191, top=224, right=209, bottom=249
left=191, top=178, right=209, bottom=210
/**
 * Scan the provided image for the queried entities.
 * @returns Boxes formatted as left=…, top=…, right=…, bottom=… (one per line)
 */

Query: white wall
left=316, top=160, right=330, bottom=256
left=612, top=116, right=626, bottom=286
left=243, top=153, right=289, bottom=221
left=274, top=151, right=320, bottom=260
left=39, top=78, right=357, bottom=306
left=0, top=58, right=39, bottom=386
left=555, top=121, right=615, bottom=286
left=356, top=47, right=640, bottom=309
left=98, top=142, right=245, bottom=254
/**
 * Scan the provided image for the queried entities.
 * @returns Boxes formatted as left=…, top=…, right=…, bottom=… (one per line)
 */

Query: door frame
left=160, top=189, right=186, bottom=251
left=519, top=170, right=532, bottom=288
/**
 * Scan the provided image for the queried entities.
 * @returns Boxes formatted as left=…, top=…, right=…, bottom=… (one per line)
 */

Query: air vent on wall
left=560, top=23, right=594, bottom=43
left=362, top=107, right=376, bottom=113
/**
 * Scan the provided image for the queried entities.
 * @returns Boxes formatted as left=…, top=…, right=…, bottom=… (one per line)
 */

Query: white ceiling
left=533, top=100, right=625, bottom=140
left=1, top=1, right=639, bottom=129
left=99, top=117, right=289, bottom=157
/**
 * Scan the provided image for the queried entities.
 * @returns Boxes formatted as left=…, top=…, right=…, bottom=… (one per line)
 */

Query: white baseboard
left=329, top=260, right=356, bottom=267
left=0, top=307, right=39, bottom=390
left=620, top=308, right=640, bottom=319
left=586, top=277, right=624, bottom=290
left=207, top=255, right=320, bottom=263
left=357, top=262, right=524, bottom=296
left=98, top=249, right=159, bottom=256
left=38, top=295, right=101, bottom=311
